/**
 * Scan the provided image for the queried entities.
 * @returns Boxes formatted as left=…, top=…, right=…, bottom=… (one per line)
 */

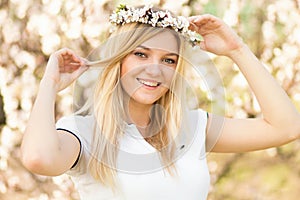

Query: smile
left=137, top=78, right=161, bottom=87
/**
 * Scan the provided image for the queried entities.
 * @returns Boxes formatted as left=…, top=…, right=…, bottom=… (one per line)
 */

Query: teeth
left=138, top=79, right=159, bottom=87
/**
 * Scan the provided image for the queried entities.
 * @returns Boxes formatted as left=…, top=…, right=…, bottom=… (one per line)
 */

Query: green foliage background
left=0, top=0, right=300, bottom=199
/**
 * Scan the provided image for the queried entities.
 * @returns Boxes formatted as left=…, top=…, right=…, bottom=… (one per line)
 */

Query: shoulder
left=56, top=115, right=95, bottom=145
left=181, top=108, right=208, bottom=142
left=56, top=115, right=94, bottom=130
left=184, top=108, right=208, bottom=129
left=56, top=115, right=95, bottom=175
left=177, top=109, right=208, bottom=156
left=186, top=108, right=208, bottom=119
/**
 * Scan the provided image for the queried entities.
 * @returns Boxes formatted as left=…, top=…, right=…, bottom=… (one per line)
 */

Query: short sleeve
left=181, top=109, right=208, bottom=159
left=55, top=115, right=94, bottom=176
left=197, top=109, right=208, bottom=153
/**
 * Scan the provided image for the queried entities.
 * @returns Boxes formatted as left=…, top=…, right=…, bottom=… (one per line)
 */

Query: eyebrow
left=137, top=45, right=179, bottom=57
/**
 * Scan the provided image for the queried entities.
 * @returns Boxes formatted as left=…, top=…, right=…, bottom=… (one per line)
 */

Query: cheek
left=120, top=68, right=140, bottom=97
left=162, top=67, right=176, bottom=85
left=120, top=55, right=134, bottom=77
left=120, top=57, right=142, bottom=78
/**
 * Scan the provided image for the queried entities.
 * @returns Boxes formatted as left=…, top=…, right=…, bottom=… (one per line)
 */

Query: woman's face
left=121, top=31, right=179, bottom=105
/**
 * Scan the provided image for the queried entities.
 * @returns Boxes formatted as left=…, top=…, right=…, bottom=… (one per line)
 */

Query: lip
left=137, top=78, right=161, bottom=89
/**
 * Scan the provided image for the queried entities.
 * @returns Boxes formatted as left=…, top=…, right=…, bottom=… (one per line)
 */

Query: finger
left=55, top=48, right=77, bottom=62
left=70, top=65, right=89, bottom=80
left=76, top=56, right=88, bottom=66
left=188, top=16, right=199, bottom=23
left=188, top=21, right=198, bottom=32
left=59, top=62, right=82, bottom=73
left=57, top=48, right=74, bottom=55
left=62, top=53, right=73, bottom=61
left=64, top=54, right=86, bottom=69
left=190, top=14, right=217, bottom=27
left=188, top=16, right=210, bottom=32
left=62, top=53, right=85, bottom=66
left=61, top=49, right=83, bottom=65
left=199, top=41, right=206, bottom=51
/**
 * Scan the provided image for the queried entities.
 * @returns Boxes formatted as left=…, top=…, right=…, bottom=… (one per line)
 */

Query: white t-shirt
left=56, top=109, right=210, bottom=200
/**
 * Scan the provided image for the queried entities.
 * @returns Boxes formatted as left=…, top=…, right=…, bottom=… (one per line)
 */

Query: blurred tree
left=0, top=0, right=299, bottom=199
left=0, top=90, right=5, bottom=125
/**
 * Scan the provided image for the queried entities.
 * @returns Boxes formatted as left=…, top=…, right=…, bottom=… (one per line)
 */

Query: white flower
left=132, top=12, right=140, bottom=22
left=158, top=11, right=165, bottom=18
left=109, top=4, right=203, bottom=46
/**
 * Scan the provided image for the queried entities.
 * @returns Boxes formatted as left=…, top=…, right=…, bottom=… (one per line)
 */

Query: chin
left=133, top=96, right=159, bottom=105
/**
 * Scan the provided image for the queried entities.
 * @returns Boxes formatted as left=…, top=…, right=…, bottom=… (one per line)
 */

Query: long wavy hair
left=77, top=7, right=192, bottom=189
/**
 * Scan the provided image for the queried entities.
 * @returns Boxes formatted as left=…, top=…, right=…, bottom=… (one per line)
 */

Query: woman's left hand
left=188, top=14, right=244, bottom=57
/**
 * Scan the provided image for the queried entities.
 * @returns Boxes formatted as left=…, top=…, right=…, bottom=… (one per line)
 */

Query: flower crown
left=109, top=4, right=203, bottom=46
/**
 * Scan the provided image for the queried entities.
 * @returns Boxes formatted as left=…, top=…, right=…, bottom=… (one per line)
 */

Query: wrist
left=227, top=43, right=250, bottom=61
left=39, top=78, right=59, bottom=95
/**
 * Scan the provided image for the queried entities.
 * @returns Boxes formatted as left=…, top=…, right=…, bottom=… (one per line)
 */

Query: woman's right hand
left=42, top=48, right=88, bottom=92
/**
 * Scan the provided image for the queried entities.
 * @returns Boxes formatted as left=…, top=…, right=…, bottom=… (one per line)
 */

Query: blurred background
left=0, top=0, right=300, bottom=199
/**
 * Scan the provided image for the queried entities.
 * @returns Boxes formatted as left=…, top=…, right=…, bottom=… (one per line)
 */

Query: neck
left=123, top=95, right=152, bottom=129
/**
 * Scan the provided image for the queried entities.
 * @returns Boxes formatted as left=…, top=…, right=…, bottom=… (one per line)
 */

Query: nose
left=144, top=59, right=162, bottom=77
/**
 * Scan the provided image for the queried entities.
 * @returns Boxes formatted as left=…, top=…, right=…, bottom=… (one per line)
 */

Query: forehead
left=141, top=31, right=179, bottom=54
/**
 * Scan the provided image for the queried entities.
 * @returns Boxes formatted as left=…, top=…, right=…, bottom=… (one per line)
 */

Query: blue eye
left=163, top=58, right=176, bottom=64
left=134, top=52, right=146, bottom=58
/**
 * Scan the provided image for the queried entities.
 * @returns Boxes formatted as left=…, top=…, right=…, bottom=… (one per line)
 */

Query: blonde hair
left=77, top=18, right=191, bottom=189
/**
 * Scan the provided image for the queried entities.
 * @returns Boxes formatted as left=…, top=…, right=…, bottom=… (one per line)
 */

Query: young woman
left=21, top=5, right=300, bottom=200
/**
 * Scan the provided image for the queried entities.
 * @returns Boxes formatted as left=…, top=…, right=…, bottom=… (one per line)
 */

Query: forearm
left=229, top=44, right=300, bottom=130
left=21, top=79, right=61, bottom=170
